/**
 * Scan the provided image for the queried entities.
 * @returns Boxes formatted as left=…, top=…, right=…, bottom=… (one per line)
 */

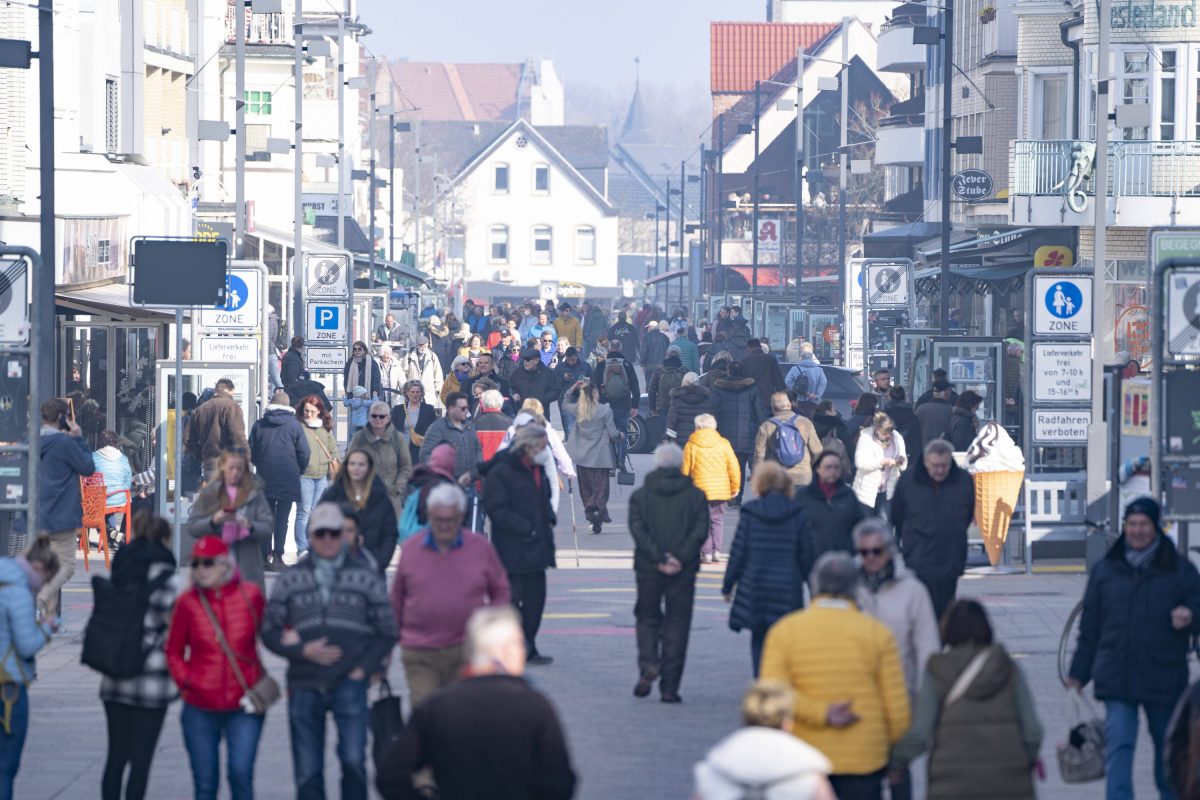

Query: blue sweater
left=38, top=428, right=94, bottom=532
left=0, top=559, right=50, bottom=681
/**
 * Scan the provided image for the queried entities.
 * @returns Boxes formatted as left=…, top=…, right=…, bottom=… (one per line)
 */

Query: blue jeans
left=611, top=407, right=630, bottom=465
left=559, top=403, right=576, bottom=441
left=1104, top=699, right=1176, bottom=800
left=288, top=678, right=368, bottom=800
left=0, top=685, right=28, bottom=800
left=180, top=703, right=264, bottom=800
left=267, top=498, right=295, bottom=557
left=294, top=477, right=328, bottom=555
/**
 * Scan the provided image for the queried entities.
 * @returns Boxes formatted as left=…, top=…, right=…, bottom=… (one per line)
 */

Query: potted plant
left=979, top=6, right=997, bottom=22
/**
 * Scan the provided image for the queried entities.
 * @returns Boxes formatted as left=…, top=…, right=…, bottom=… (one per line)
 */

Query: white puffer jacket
left=694, top=726, right=831, bottom=800
left=851, top=427, right=907, bottom=506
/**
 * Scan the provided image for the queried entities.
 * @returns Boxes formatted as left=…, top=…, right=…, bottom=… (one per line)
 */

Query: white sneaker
left=712, top=550, right=721, bottom=563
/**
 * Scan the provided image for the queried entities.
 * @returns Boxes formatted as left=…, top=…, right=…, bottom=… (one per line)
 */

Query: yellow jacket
left=681, top=428, right=741, bottom=502
left=553, top=315, right=582, bottom=349
left=440, top=371, right=464, bottom=406
left=760, top=596, right=911, bottom=774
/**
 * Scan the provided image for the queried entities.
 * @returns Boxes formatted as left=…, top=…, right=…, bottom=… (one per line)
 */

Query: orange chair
left=79, top=473, right=112, bottom=571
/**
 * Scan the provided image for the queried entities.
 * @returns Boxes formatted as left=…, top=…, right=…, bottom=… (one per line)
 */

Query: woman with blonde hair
left=722, top=462, right=811, bottom=674
left=185, top=449, right=274, bottom=588
left=564, top=379, right=621, bottom=533
left=682, top=413, right=741, bottom=564
left=852, top=411, right=907, bottom=518
left=499, top=397, right=575, bottom=515
left=694, top=681, right=834, bottom=800
left=319, top=448, right=396, bottom=571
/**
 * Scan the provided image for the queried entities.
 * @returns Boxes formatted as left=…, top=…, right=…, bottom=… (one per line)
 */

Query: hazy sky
left=357, top=0, right=765, bottom=91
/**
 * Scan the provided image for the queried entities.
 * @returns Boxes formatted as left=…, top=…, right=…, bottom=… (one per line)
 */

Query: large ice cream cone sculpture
left=975, top=469, right=1025, bottom=565
left=966, top=421, right=1027, bottom=566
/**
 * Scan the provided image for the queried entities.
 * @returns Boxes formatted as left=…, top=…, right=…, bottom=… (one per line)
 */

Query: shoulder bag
left=311, top=429, right=341, bottom=479
left=197, top=591, right=280, bottom=715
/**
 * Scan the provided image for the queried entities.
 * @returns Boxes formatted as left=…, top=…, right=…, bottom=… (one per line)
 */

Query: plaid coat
left=99, top=561, right=180, bottom=709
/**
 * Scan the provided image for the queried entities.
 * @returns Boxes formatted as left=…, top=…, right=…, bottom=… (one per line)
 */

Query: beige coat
left=751, top=412, right=824, bottom=487
left=856, top=555, right=941, bottom=696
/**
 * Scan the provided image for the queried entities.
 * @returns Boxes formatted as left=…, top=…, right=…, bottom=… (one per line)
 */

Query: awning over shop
left=353, top=254, right=432, bottom=287
left=57, top=282, right=178, bottom=321
left=912, top=227, right=1078, bottom=297
left=862, top=221, right=942, bottom=259
left=645, top=268, right=688, bottom=286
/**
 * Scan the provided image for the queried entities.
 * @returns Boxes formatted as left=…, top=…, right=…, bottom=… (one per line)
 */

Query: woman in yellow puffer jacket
left=682, top=413, right=742, bottom=564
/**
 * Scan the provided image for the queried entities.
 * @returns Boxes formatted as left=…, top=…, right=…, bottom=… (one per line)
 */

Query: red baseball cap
left=191, top=536, right=229, bottom=559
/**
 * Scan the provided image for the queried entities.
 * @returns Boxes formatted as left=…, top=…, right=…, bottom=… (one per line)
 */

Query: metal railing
left=1013, top=139, right=1200, bottom=199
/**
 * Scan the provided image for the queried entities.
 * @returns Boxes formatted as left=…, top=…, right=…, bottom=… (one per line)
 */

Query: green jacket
left=628, top=468, right=710, bottom=574
left=301, top=425, right=339, bottom=480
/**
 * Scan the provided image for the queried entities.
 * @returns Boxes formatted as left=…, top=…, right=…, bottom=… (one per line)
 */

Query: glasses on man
left=190, top=558, right=217, bottom=569
left=369, top=413, right=389, bottom=419
left=311, top=528, right=341, bottom=540
left=857, top=547, right=886, bottom=557
left=454, top=404, right=469, bottom=412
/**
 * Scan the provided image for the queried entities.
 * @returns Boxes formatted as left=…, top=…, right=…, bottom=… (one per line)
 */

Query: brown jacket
left=185, top=392, right=248, bottom=463
left=752, top=412, right=824, bottom=487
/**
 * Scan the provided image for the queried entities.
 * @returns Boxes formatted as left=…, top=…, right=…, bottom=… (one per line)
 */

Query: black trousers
left=509, top=571, right=547, bottom=658
left=829, top=770, right=884, bottom=800
left=102, top=701, right=168, bottom=800
left=921, top=575, right=959, bottom=625
left=634, top=570, right=697, bottom=695
left=733, top=452, right=751, bottom=503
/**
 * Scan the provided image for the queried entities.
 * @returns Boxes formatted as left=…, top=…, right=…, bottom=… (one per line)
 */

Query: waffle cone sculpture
left=974, top=469, right=1025, bottom=566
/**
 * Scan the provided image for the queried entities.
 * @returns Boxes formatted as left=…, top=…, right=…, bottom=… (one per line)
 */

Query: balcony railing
left=1013, top=139, right=1200, bottom=198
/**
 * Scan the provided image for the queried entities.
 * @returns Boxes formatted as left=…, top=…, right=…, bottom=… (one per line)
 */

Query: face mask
left=533, top=447, right=551, bottom=466
left=306, top=418, right=323, bottom=428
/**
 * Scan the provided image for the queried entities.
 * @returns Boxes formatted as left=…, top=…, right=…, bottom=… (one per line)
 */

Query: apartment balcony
left=1011, top=139, right=1200, bottom=227
left=877, top=4, right=927, bottom=72
left=875, top=96, right=925, bottom=166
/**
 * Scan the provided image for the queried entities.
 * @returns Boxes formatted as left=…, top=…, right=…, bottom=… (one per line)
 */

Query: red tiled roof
left=711, top=22, right=840, bottom=94
left=387, top=62, right=524, bottom=122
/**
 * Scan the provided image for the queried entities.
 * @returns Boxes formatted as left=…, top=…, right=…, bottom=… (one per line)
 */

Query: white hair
left=851, top=517, right=894, bottom=549
left=466, top=606, right=524, bottom=668
left=653, top=442, right=684, bottom=470
left=480, top=389, right=504, bottom=411
left=369, top=400, right=391, bottom=417
left=426, top=482, right=467, bottom=515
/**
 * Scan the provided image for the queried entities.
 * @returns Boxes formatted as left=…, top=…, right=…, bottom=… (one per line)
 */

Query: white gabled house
left=443, top=119, right=619, bottom=300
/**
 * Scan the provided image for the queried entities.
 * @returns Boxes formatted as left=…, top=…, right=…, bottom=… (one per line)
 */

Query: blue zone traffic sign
left=222, top=274, right=249, bottom=312
left=1033, top=275, right=1092, bottom=336
left=1045, top=281, right=1082, bottom=320
left=306, top=302, right=347, bottom=343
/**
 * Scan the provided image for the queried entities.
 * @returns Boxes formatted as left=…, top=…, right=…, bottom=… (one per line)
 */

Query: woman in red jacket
left=166, top=536, right=268, bottom=800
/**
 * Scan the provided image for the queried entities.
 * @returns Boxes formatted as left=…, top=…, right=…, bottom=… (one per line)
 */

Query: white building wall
left=454, top=131, right=617, bottom=292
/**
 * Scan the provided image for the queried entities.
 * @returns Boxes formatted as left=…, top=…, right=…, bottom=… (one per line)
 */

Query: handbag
left=617, top=450, right=635, bottom=486
left=1057, top=688, right=1105, bottom=783
left=197, top=592, right=281, bottom=715
left=369, top=679, right=405, bottom=771
left=312, top=430, right=341, bottom=479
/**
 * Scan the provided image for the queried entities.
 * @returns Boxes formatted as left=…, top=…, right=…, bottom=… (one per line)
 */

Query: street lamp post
left=939, top=1, right=954, bottom=335
left=751, top=80, right=761, bottom=332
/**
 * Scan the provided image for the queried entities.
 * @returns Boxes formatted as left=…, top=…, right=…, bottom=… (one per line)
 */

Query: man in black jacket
left=628, top=443, right=710, bottom=703
left=377, top=606, right=576, bottom=800
left=884, top=386, right=922, bottom=466
left=508, top=349, right=559, bottom=413
left=481, top=425, right=557, bottom=665
left=741, top=338, right=786, bottom=410
left=281, top=336, right=308, bottom=389
left=249, top=390, right=311, bottom=570
left=889, top=439, right=975, bottom=620
left=592, top=348, right=640, bottom=464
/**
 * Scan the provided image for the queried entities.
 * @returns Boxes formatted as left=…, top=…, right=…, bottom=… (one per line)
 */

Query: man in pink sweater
left=391, top=483, right=511, bottom=706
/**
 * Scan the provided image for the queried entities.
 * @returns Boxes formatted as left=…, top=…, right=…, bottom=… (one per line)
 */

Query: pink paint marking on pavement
left=541, top=626, right=632, bottom=636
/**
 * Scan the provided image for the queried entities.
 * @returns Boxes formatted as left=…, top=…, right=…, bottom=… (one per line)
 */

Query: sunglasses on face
left=370, top=413, right=389, bottom=419
left=353, top=346, right=365, bottom=352
left=311, top=528, right=341, bottom=540
left=857, top=547, right=886, bottom=557
left=190, top=558, right=217, bottom=569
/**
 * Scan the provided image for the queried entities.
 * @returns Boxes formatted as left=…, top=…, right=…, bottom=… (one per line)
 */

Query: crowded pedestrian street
left=11, top=457, right=1165, bottom=798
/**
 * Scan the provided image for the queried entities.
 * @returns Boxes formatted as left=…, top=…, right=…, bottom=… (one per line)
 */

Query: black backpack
left=81, top=569, right=171, bottom=679
left=792, top=368, right=810, bottom=397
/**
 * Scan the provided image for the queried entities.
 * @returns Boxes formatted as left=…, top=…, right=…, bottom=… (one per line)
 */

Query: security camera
left=192, top=166, right=202, bottom=180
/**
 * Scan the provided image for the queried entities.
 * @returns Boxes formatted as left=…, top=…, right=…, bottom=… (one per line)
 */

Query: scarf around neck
left=1125, top=535, right=1161, bottom=571
left=313, top=547, right=347, bottom=604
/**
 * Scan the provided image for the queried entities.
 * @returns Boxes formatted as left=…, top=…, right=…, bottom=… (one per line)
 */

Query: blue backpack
left=770, top=415, right=806, bottom=468
left=397, top=491, right=423, bottom=544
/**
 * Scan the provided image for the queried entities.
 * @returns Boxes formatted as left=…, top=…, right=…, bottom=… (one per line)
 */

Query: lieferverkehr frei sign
left=1111, top=0, right=1197, bottom=28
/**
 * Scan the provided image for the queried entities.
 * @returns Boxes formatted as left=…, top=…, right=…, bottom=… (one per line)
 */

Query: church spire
left=619, top=57, right=652, bottom=145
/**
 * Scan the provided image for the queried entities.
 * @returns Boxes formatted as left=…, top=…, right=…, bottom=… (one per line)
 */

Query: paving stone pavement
left=15, top=451, right=1175, bottom=798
